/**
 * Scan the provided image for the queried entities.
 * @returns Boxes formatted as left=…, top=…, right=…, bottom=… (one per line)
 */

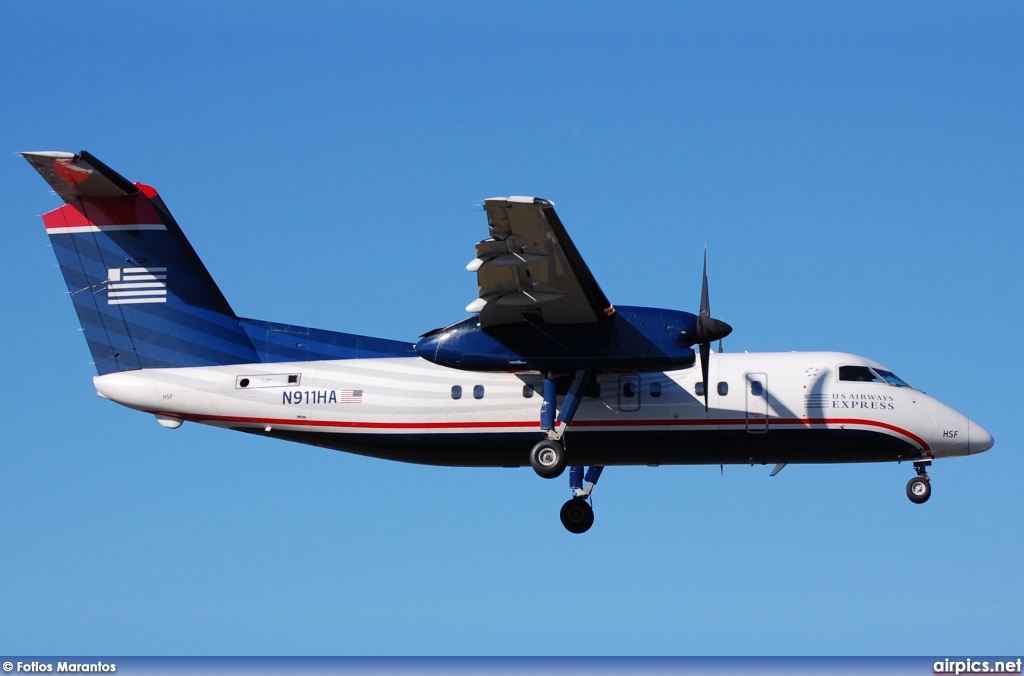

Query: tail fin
left=24, top=151, right=261, bottom=374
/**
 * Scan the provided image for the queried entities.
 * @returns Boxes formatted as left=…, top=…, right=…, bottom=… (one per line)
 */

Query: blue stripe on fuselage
left=239, top=318, right=416, bottom=362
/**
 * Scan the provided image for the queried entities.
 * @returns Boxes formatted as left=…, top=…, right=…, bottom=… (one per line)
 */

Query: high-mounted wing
left=467, top=197, right=614, bottom=327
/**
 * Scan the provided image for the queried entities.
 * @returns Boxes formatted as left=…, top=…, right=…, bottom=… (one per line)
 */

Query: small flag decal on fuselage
left=339, top=390, right=363, bottom=403
left=107, top=267, right=167, bottom=305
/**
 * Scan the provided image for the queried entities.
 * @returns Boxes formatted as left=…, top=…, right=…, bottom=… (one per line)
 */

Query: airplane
left=23, top=150, right=994, bottom=533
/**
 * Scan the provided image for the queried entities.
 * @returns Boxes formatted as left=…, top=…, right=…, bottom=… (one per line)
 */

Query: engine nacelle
left=415, top=305, right=698, bottom=373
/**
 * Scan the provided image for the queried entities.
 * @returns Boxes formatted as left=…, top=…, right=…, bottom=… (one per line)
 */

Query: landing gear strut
left=532, top=368, right=589, bottom=481
left=531, top=369, right=592, bottom=480
left=907, top=460, right=931, bottom=504
left=533, top=369, right=604, bottom=531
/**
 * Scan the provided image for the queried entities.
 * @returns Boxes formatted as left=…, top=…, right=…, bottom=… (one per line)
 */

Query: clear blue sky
left=2, top=1, right=1021, bottom=656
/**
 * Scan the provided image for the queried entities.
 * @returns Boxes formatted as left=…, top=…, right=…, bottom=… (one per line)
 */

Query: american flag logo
left=339, top=389, right=363, bottom=404
left=805, top=394, right=830, bottom=409
left=107, top=267, right=167, bottom=305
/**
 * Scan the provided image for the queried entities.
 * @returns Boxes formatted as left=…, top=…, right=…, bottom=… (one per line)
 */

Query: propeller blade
left=700, top=341, right=710, bottom=413
left=693, top=246, right=729, bottom=413
left=689, top=248, right=732, bottom=347
left=700, top=247, right=710, bottom=318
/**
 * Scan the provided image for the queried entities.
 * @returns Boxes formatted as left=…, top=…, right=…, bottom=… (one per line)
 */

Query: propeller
left=694, top=248, right=732, bottom=412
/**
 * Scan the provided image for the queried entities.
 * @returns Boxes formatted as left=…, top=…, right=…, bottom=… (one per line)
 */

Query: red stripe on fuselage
left=157, top=412, right=929, bottom=451
left=571, top=417, right=930, bottom=450
left=170, top=413, right=544, bottom=430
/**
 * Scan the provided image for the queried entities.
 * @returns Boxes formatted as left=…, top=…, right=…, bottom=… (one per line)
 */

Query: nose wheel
left=906, top=461, right=931, bottom=504
left=907, top=476, right=931, bottom=503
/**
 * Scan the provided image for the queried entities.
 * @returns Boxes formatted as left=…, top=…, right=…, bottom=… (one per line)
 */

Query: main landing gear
left=528, top=368, right=577, bottom=481
left=531, top=369, right=605, bottom=533
left=529, top=439, right=565, bottom=479
left=528, top=370, right=574, bottom=479
left=528, top=439, right=602, bottom=533
left=560, top=496, right=594, bottom=534
left=528, top=369, right=591, bottom=481
left=559, top=465, right=603, bottom=534
left=906, top=460, right=932, bottom=504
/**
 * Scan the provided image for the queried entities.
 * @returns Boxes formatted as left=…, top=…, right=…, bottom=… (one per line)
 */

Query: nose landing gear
left=907, top=460, right=931, bottom=504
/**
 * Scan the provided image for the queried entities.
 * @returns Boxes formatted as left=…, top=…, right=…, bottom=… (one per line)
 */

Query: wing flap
left=473, top=198, right=613, bottom=326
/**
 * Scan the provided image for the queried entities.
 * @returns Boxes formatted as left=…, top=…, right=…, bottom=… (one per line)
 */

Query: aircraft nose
left=969, top=420, right=994, bottom=454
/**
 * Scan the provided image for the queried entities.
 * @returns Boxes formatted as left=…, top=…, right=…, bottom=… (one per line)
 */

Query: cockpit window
left=839, top=365, right=912, bottom=388
left=873, top=369, right=912, bottom=388
left=839, top=366, right=883, bottom=383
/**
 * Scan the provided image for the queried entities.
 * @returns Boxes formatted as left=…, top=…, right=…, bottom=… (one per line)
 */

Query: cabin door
left=618, top=374, right=640, bottom=412
left=745, top=372, right=768, bottom=433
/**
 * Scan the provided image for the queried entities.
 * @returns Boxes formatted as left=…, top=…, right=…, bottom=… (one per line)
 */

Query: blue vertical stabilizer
left=25, top=151, right=416, bottom=373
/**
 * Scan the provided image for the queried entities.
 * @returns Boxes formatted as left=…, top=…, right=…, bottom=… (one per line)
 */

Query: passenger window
left=718, top=382, right=728, bottom=396
left=451, top=385, right=462, bottom=399
left=522, top=385, right=534, bottom=398
left=839, top=366, right=883, bottom=383
left=587, top=382, right=602, bottom=398
left=695, top=382, right=705, bottom=397
left=750, top=381, right=763, bottom=397
left=650, top=382, right=662, bottom=398
left=473, top=385, right=484, bottom=399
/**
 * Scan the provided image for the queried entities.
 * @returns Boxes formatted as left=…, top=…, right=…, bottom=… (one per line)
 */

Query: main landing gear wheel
left=530, top=439, right=566, bottom=479
left=907, top=476, right=931, bottom=504
left=560, top=497, right=594, bottom=534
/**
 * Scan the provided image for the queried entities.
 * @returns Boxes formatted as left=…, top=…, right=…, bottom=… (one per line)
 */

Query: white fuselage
left=91, top=351, right=992, bottom=468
